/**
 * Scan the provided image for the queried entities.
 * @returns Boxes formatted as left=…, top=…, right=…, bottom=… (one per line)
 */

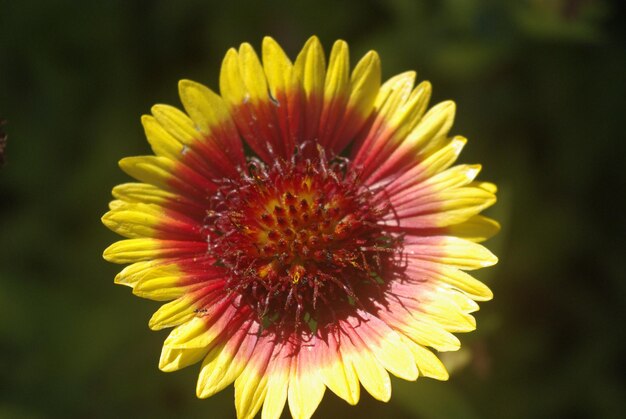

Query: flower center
left=206, top=149, right=398, bottom=331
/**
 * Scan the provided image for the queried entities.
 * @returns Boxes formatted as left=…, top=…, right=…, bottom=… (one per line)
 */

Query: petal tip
left=178, top=78, right=194, bottom=94
left=262, top=35, right=278, bottom=48
left=101, top=212, right=116, bottom=231
left=440, top=100, right=456, bottom=115
left=481, top=285, right=494, bottom=301
left=102, top=243, right=118, bottom=262
left=482, top=253, right=499, bottom=267
left=148, top=313, right=165, bottom=331
left=305, top=35, right=321, bottom=44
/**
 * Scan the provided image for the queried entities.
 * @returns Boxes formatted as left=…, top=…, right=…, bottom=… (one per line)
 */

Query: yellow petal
left=103, top=238, right=165, bottom=263
left=367, top=327, right=418, bottom=381
left=391, top=313, right=461, bottom=352
left=235, top=345, right=273, bottom=419
left=373, top=71, right=416, bottom=112
left=294, top=36, right=325, bottom=101
left=403, top=100, right=456, bottom=153
left=261, top=352, right=290, bottom=419
left=473, top=180, right=498, bottom=194
left=401, top=80, right=433, bottom=130
left=352, top=77, right=431, bottom=170
left=391, top=186, right=497, bottom=228
left=103, top=238, right=204, bottom=264
left=446, top=215, right=501, bottom=243
left=390, top=164, right=483, bottom=209
left=159, top=317, right=216, bottom=372
left=149, top=295, right=197, bottom=330
left=178, top=79, right=235, bottom=136
left=437, top=237, right=498, bottom=270
left=159, top=345, right=208, bottom=373
left=380, top=80, right=432, bottom=146
left=112, top=182, right=179, bottom=206
left=288, top=348, right=326, bottom=419
left=262, top=36, right=297, bottom=100
left=400, top=335, right=449, bottom=380
left=387, top=136, right=467, bottom=194
left=220, top=48, right=247, bottom=104
left=420, top=292, right=477, bottom=333
left=133, top=273, right=188, bottom=301
left=388, top=79, right=431, bottom=139
left=142, top=114, right=184, bottom=159
left=446, top=288, right=480, bottom=313
left=114, top=260, right=158, bottom=288
left=409, top=262, right=493, bottom=301
left=102, top=204, right=162, bottom=239
left=341, top=341, right=391, bottom=402
left=427, top=164, right=482, bottom=191
left=318, top=334, right=360, bottom=405
left=115, top=259, right=187, bottom=299
left=151, top=104, right=200, bottom=146
left=437, top=187, right=496, bottom=219
left=238, top=42, right=269, bottom=103
left=118, top=156, right=176, bottom=190
left=346, top=50, right=381, bottom=119
left=324, top=40, right=350, bottom=103
left=103, top=200, right=199, bottom=241
left=197, top=325, right=255, bottom=399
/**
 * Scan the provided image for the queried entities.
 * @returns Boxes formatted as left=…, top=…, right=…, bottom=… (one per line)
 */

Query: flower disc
left=206, top=145, right=398, bottom=332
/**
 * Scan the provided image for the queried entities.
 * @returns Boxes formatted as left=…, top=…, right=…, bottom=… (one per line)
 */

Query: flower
left=102, top=36, right=499, bottom=419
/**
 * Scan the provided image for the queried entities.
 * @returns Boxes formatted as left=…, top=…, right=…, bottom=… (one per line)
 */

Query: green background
left=1, top=0, right=624, bottom=417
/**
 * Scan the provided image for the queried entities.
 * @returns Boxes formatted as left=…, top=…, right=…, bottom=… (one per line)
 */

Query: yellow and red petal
left=316, top=330, right=360, bottom=405
left=119, top=155, right=217, bottom=200
left=287, top=341, right=326, bottom=419
left=403, top=235, right=498, bottom=270
left=220, top=45, right=285, bottom=162
left=380, top=135, right=467, bottom=196
left=382, top=184, right=497, bottom=229
left=112, top=182, right=205, bottom=218
left=405, top=260, right=493, bottom=301
left=262, top=37, right=303, bottom=158
left=399, top=335, right=449, bottom=380
left=364, top=100, right=455, bottom=185
left=352, top=74, right=431, bottom=175
left=294, top=36, right=326, bottom=144
left=261, top=343, right=291, bottom=419
left=444, top=215, right=501, bottom=243
left=234, top=333, right=274, bottom=419
left=317, top=40, right=350, bottom=149
left=150, top=104, right=243, bottom=179
left=196, top=319, right=259, bottom=399
left=159, top=296, right=244, bottom=372
left=102, top=201, right=203, bottom=240
left=330, top=50, right=381, bottom=153
left=103, top=238, right=206, bottom=264
left=125, top=261, right=189, bottom=301
left=338, top=327, right=392, bottom=402
left=178, top=79, right=245, bottom=165
left=345, top=312, right=419, bottom=382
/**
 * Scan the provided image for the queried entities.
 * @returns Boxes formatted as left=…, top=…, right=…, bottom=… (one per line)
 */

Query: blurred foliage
left=1, top=0, right=625, bottom=418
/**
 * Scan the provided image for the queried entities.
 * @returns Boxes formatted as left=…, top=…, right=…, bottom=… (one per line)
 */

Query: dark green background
left=1, top=0, right=624, bottom=417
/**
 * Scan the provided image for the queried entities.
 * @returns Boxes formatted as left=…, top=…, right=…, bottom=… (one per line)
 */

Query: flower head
left=103, top=36, right=499, bottom=419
